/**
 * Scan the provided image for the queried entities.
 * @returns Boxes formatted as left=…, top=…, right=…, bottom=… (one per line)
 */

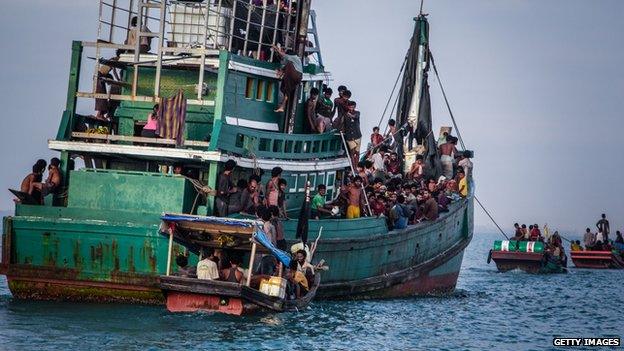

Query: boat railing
left=80, top=0, right=319, bottom=105
left=216, top=123, right=346, bottom=160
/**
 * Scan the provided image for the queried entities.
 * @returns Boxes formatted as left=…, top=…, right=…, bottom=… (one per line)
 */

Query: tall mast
left=406, top=15, right=429, bottom=149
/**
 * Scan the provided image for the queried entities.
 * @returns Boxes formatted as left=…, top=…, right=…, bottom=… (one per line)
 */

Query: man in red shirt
left=529, top=224, right=541, bottom=241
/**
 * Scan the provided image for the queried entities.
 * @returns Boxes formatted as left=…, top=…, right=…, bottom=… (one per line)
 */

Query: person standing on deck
left=332, top=89, right=351, bottom=131
left=596, top=214, right=610, bottom=242
left=315, top=87, right=334, bottom=133
left=311, top=184, right=333, bottom=219
left=346, top=176, right=365, bottom=219
left=272, top=45, right=303, bottom=113
left=439, top=136, right=458, bottom=179
left=305, top=87, right=319, bottom=133
left=344, top=101, right=362, bottom=168
left=215, top=160, right=237, bottom=216
left=458, top=151, right=473, bottom=180
left=240, top=178, right=260, bottom=214
left=269, top=206, right=286, bottom=251
left=265, top=167, right=283, bottom=207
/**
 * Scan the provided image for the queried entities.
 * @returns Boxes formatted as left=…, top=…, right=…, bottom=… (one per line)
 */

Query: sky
left=0, top=1, right=623, bottom=235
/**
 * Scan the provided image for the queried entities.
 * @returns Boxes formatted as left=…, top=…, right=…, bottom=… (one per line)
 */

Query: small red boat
left=570, top=250, right=624, bottom=269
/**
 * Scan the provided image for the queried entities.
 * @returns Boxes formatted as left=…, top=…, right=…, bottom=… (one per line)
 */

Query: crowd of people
left=509, top=223, right=567, bottom=262
left=216, top=130, right=472, bottom=235
left=175, top=245, right=316, bottom=300
left=572, top=214, right=624, bottom=252
left=509, top=214, right=624, bottom=263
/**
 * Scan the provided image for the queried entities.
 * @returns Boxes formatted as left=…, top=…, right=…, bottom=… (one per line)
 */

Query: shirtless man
left=17, top=161, right=46, bottom=204
left=31, top=158, right=62, bottom=200
left=346, top=176, right=364, bottom=219
left=439, top=136, right=458, bottom=179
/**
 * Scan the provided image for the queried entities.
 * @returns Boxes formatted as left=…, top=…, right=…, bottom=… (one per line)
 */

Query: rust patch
left=73, top=241, right=83, bottom=271
left=141, top=239, right=158, bottom=273
left=127, top=246, right=135, bottom=273
left=111, top=240, right=120, bottom=271
left=90, top=243, right=104, bottom=269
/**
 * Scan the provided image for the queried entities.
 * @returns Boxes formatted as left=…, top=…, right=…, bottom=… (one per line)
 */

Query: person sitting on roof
left=286, top=259, right=309, bottom=299
left=197, top=247, right=220, bottom=280
left=141, top=104, right=159, bottom=138
left=31, top=158, right=62, bottom=202
left=175, top=255, right=196, bottom=278
left=272, top=45, right=303, bottom=113
left=16, top=160, right=46, bottom=204
left=221, top=256, right=245, bottom=283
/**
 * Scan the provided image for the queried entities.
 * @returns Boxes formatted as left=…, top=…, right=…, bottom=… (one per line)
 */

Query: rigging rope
left=430, top=52, right=466, bottom=151
left=376, top=55, right=408, bottom=130
left=475, top=196, right=509, bottom=240
left=430, top=50, right=509, bottom=239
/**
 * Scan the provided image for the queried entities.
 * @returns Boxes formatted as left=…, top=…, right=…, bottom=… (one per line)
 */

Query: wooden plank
left=71, top=132, right=209, bottom=147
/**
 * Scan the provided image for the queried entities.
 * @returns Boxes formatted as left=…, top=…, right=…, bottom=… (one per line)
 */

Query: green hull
left=1, top=198, right=473, bottom=302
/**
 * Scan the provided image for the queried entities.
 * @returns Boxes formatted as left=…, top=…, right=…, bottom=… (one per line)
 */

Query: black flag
left=296, top=181, right=311, bottom=244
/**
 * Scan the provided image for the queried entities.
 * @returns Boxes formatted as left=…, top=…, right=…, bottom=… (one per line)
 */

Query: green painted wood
left=208, top=50, right=230, bottom=151
left=216, top=124, right=345, bottom=160
left=56, top=41, right=82, bottom=141
left=67, top=169, right=195, bottom=214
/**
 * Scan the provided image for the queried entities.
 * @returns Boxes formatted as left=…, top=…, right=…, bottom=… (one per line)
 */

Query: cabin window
left=308, top=174, right=317, bottom=188
left=256, top=80, right=265, bottom=100
left=325, top=171, right=336, bottom=199
left=273, top=139, right=283, bottom=153
left=245, top=77, right=254, bottom=99
left=266, top=82, right=274, bottom=102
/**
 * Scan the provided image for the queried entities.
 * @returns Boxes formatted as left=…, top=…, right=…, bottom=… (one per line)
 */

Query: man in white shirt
left=197, top=247, right=220, bottom=280
left=457, top=151, right=473, bottom=179
left=370, top=146, right=387, bottom=179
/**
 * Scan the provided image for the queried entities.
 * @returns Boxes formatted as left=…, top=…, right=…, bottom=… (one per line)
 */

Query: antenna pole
left=419, top=0, right=424, bottom=15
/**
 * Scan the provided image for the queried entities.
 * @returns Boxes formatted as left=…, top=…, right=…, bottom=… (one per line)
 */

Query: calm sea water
left=0, top=233, right=622, bottom=350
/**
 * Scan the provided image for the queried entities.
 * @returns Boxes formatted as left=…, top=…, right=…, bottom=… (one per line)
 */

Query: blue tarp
left=161, top=213, right=254, bottom=228
left=253, top=229, right=291, bottom=267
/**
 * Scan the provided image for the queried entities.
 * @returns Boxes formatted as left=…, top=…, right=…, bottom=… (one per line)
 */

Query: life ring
left=487, top=249, right=492, bottom=264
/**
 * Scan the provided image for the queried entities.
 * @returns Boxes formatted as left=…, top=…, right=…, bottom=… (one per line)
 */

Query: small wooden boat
left=160, top=274, right=320, bottom=315
left=570, top=250, right=624, bottom=269
left=488, top=240, right=567, bottom=274
left=158, top=214, right=321, bottom=315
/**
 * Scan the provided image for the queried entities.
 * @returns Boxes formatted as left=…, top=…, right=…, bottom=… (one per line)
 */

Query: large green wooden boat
left=1, top=0, right=473, bottom=303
